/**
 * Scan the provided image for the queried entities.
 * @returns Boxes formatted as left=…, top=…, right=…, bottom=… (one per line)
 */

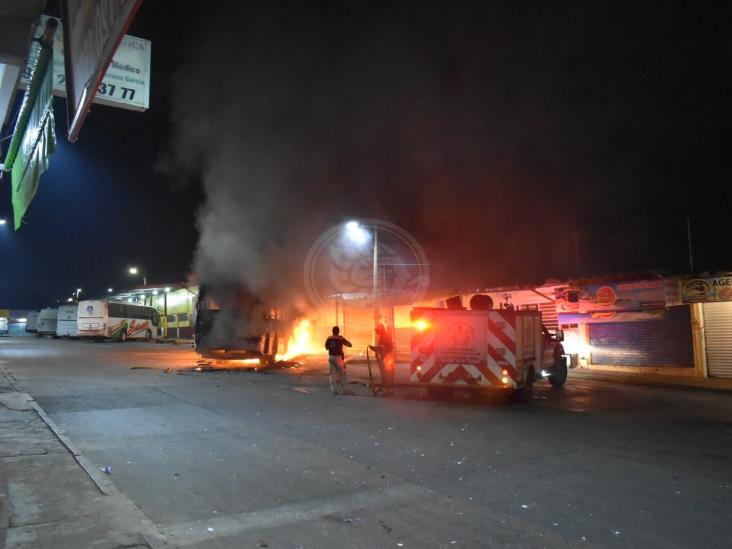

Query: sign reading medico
left=20, top=15, right=150, bottom=112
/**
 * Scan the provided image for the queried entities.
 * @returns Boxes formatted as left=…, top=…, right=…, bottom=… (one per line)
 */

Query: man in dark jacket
left=325, top=326, right=352, bottom=395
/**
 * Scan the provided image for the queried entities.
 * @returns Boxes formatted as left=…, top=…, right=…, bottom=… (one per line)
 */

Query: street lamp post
left=128, top=266, right=147, bottom=286
left=344, top=220, right=381, bottom=342
left=372, top=227, right=379, bottom=337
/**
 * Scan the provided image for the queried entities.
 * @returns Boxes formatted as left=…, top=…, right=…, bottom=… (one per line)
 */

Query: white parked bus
left=25, top=311, right=39, bottom=333
left=38, top=308, right=58, bottom=337
left=56, top=303, right=79, bottom=338
left=77, top=300, right=160, bottom=341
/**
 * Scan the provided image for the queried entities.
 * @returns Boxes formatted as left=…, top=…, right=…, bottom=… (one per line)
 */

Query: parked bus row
left=23, top=300, right=162, bottom=341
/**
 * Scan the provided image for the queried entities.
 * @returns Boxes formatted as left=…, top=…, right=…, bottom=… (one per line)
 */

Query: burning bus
left=194, top=285, right=282, bottom=364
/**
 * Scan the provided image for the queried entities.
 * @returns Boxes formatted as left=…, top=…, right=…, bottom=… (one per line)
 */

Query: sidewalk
left=0, top=385, right=164, bottom=548
left=343, top=361, right=732, bottom=393
left=568, top=367, right=732, bottom=392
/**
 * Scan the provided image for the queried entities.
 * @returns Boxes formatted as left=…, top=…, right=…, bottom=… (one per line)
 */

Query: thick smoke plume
left=161, top=3, right=723, bottom=315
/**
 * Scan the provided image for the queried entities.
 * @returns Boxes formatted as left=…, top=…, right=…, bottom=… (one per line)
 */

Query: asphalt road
left=1, top=336, right=731, bottom=548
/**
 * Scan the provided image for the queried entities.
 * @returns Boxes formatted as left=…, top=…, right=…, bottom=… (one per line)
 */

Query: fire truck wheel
left=119, top=331, right=127, bottom=343
left=548, top=358, right=568, bottom=387
left=514, top=368, right=534, bottom=403
left=426, top=386, right=454, bottom=400
left=144, top=330, right=152, bottom=342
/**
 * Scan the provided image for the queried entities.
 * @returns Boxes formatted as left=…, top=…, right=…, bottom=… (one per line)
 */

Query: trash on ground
left=520, top=504, right=529, bottom=509
left=207, top=527, right=214, bottom=532
left=101, top=465, right=112, bottom=474
left=292, top=387, right=312, bottom=394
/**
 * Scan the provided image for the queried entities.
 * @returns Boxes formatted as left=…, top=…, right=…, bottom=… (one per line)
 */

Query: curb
left=0, top=374, right=168, bottom=548
left=568, top=370, right=732, bottom=393
left=30, top=396, right=168, bottom=548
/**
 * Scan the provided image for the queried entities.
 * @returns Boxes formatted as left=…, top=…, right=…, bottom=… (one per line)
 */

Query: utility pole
left=686, top=216, right=694, bottom=273
left=372, top=227, right=379, bottom=344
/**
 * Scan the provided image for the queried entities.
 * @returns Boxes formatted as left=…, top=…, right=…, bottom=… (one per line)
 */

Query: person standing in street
left=370, top=323, right=395, bottom=395
left=325, top=326, right=352, bottom=395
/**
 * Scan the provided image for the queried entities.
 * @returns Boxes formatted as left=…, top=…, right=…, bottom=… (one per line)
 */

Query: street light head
left=76, top=288, right=82, bottom=293
left=107, top=288, right=113, bottom=293
left=344, top=220, right=371, bottom=246
left=152, top=290, right=159, bottom=296
left=164, top=287, right=171, bottom=293
left=67, top=297, right=73, bottom=302
left=128, top=267, right=139, bottom=275
left=0, top=218, right=6, bottom=225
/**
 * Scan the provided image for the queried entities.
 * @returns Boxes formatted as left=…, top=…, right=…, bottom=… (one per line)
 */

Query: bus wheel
left=144, top=330, right=152, bottom=342
left=119, top=331, right=127, bottom=343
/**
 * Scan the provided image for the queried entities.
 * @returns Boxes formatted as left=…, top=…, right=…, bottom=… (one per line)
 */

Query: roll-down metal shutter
left=702, top=302, right=732, bottom=378
left=588, top=307, right=693, bottom=367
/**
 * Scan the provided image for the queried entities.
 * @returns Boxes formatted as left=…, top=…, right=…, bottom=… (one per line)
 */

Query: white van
left=26, top=311, right=40, bottom=333
left=56, top=304, right=79, bottom=338
left=37, top=308, right=58, bottom=337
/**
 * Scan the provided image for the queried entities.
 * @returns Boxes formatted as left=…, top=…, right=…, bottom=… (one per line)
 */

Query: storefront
left=584, top=307, right=694, bottom=368
left=677, top=274, right=732, bottom=379
left=556, top=276, right=700, bottom=374
left=701, top=302, right=732, bottom=378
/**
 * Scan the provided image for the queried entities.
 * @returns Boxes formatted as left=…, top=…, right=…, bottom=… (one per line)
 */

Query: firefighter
left=369, top=323, right=395, bottom=394
left=324, top=326, right=353, bottom=395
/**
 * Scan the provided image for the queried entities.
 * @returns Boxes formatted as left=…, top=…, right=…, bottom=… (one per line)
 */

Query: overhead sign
left=21, top=15, right=150, bottom=113
left=556, top=279, right=667, bottom=313
left=681, top=276, right=732, bottom=303
left=62, top=0, right=144, bottom=141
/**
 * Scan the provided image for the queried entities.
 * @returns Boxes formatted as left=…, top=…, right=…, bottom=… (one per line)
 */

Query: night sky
left=0, top=1, right=729, bottom=309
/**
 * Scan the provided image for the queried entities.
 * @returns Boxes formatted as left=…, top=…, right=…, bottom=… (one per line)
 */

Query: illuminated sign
left=21, top=15, right=150, bottom=114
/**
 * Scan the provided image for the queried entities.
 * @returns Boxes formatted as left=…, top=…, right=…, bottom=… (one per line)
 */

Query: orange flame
left=278, top=318, right=323, bottom=360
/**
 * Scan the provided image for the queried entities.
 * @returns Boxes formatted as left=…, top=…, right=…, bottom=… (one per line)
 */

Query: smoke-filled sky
left=0, top=1, right=729, bottom=308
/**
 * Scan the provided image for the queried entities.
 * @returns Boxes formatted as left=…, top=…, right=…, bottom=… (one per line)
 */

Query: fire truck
left=410, top=295, right=567, bottom=401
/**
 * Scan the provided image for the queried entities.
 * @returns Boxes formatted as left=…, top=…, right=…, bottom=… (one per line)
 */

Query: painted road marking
left=160, top=482, right=434, bottom=545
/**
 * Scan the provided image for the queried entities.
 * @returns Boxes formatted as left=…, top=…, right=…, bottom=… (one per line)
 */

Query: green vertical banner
left=4, top=23, right=57, bottom=230
left=10, top=58, right=56, bottom=230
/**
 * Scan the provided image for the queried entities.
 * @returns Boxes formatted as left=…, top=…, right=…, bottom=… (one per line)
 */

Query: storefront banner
left=681, top=276, right=732, bottom=303
left=556, top=280, right=666, bottom=313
